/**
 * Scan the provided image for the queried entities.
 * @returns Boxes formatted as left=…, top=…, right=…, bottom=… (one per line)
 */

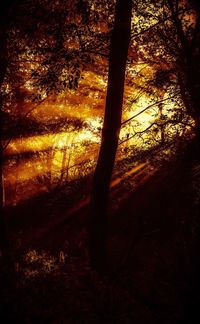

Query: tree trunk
left=0, top=30, right=8, bottom=257
left=176, top=4, right=200, bottom=150
left=0, top=0, right=21, bottom=272
left=88, top=0, right=133, bottom=273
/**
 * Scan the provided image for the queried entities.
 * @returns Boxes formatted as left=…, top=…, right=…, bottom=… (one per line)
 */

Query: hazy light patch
left=80, top=70, right=107, bottom=88
left=123, top=96, right=156, bottom=131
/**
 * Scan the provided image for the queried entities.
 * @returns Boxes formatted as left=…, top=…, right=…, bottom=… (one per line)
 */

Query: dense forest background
left=0, top=0, right=200, bottom=322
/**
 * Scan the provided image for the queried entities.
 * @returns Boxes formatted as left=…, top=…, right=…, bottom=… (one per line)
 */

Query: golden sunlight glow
left=2, top=0, right=195, bottom=214
left=4, top=126, right=100, bottom=205
left=3, top=52, right=182, bottom=207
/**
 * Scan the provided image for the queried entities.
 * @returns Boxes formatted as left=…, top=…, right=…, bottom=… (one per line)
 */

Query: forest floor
left=1, top=141, right=200, bottom=323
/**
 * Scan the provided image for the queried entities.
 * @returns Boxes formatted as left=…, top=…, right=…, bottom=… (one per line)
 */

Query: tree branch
left=121, top=96, right=175, bottom=126
left=131, top=7, right=191, bottom=40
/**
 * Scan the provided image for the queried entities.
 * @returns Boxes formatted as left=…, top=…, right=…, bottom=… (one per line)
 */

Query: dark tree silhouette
left=88, top=0, right=133, bottom=273
left=156, top=0, right=200, bottom=155
left=128, top=0, right=200, bottom=152
left=168, top=0, right=200, bottom=131
left=0, top=0, right=21, bottom=260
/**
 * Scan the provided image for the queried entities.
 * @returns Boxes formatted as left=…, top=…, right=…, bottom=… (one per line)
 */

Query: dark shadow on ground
left=1, top=142, right=200, bottom=323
